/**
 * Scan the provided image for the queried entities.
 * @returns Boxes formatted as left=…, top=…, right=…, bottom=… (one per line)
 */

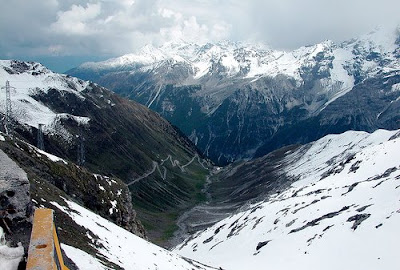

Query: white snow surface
left=0, top=228, right=24, bottom=270
left=391, top=83, right=400, bottom=92
left=50, top=198, right=218, bottom=270
left=109, top=200, right=117, bottom=214
left=174, top=129, right=400, bottom=270
left=0, top=60, right=90, bottom=139
left=61, top=244, right=106, bottom=270
left=36, top=148, right=68, bottom=164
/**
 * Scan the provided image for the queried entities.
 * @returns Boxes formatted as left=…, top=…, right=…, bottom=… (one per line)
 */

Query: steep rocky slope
left=0, top=134, right=142, bottom=269
left=68, top=26, right=400, bottom=164
left=255, top=70, right=400, bottom=155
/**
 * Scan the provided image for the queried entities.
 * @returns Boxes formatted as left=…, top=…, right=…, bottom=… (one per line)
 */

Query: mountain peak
left=1, top=60, right=50, bottom=76
left=358, top=25, right=400, bottom=53
left=0, top=60, right=89, bottom=134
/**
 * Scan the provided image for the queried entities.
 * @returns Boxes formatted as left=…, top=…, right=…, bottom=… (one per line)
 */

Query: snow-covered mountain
left=68, top=26, right=400, bottom=164
left=174, top=129, right=400, bottom=270
left=77, top=26, right=399, bottom=85
left=1, top=36, right=398, bottom=268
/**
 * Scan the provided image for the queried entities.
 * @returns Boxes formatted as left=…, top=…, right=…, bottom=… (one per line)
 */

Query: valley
left=0, top=25, right=399, bottom=270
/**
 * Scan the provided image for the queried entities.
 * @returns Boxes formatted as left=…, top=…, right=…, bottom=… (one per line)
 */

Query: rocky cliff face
left=254, top=71, right=400, bottom=155
left=68, top=26, right=400, bottom=164
left=0, top=148, right=32, bottom=264
left=0, top=149, right=32, bottom=225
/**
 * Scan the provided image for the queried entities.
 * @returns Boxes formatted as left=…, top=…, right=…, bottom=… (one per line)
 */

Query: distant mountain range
left=68, top=26, right=400, bottom=164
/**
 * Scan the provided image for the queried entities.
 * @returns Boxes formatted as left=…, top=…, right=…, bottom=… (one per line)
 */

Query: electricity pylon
left=37, top=124, right=45, bottom=150
left=77, top=126, right=85, bottom=166
left=1, top=80, right=15, bottom=136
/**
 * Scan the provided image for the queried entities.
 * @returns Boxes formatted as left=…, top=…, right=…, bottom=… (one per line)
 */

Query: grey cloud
left=229, top=0, right=400, bottom=49
left=0, top=1, right=59, bottom=56
left=1, top=0, right=399, bottom=71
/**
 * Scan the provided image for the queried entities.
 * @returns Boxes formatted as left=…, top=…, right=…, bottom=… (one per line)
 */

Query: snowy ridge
left=341, top=26, right=400, bottom=78
left=174, top=129, right=400, bottom=270
left=0, top=60, right=90, bottom=139
left=74, top=25, right=400, bottom=119
left=77, top=26, right=399, bottom=84
left=50, top=197, right=218, bottom=270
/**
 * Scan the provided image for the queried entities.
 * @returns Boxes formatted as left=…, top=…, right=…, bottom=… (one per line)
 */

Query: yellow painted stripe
left=53, top=224, right=69, bottom=270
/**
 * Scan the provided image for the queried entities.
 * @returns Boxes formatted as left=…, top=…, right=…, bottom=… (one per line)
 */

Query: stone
left=0, top=149, right=32, bottom=229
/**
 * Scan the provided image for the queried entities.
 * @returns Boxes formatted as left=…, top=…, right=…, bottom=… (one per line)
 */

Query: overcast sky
left=1, top=0, right=399, bottom=72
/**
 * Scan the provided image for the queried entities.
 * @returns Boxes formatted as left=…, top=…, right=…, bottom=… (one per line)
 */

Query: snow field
left=175, top=129, right=400, bottom=270
left=50, top=198, right=217, bottom=270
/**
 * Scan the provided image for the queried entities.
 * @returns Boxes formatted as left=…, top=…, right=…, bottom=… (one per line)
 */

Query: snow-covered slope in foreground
left=175, top=129, right=400, bottom=270
left=50, top=197, right=217, bottom=270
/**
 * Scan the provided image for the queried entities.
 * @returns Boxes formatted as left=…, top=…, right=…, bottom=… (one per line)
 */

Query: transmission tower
left=77, top=126, right=85, bottom=166
left=37, top=124, right=45, bottom=150
left=1, top=80, right=15, bottom=136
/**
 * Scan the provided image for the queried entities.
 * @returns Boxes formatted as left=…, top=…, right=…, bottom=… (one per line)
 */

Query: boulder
left=0, top=149, right=32, bottom=227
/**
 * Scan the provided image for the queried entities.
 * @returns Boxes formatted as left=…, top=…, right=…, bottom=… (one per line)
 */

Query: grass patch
left=162, top=223, right=179, bottom=241
left=130, top=158, right=211, bottom=247
left=195, top=192, right=207, bottom=202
